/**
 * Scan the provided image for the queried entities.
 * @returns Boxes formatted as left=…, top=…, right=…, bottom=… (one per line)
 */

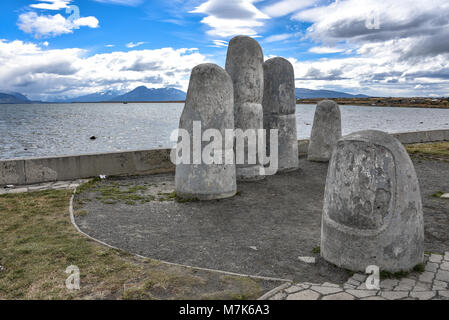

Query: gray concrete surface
left=321, top=130, right=424, bottom=272
left=175, top=63, right=236, bottom=200
left=225, top=35, right=265, bottom=181
left=262, top=57, right=299, bottom=172
left=308, top=100, right=342, bottom=162
left=74, top=157, right=449, bottom=282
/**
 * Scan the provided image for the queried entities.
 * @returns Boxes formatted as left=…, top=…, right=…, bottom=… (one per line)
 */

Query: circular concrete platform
left=73, top=158, right=449, bottom=282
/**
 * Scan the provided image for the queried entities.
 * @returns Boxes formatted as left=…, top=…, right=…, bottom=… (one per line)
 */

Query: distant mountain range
left=295, top=88, right=369, bottom=99
left=112, top=86, right=186, bottom=102
left=54, top=90, right=122, bottom=103
left=0, top=92, right=31, bottom=104
left=1, top=86, right=369, bottom=104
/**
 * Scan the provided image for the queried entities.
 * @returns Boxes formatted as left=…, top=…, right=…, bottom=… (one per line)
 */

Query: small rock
left=90, top=136, right=97, bottom=140
left=298, top=256, right=316, bottom=264
left=440, top=193, right=449, bottom=199
left=249, top=246, right=257, bottom=251
left=4, top=185, right=14, bottom=189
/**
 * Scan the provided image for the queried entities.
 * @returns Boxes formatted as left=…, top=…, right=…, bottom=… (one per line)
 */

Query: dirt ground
left=74, top=157, right=449, bottom=283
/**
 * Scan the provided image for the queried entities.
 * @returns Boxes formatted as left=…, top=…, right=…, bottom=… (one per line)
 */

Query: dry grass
left=406, top=141, right=449, bottom=159
left=0, top=190, right=269, bottom=300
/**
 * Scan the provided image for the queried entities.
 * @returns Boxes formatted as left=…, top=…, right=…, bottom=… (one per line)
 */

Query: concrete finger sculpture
left=225, top=35, right=265, bottom=181
left=321, top=130, right=424, bottom=272
left=175, top=63, right=237, bottom=200
left=308, top=100, right=341, bottom=162
left=262, top=57, right=299, bottom=172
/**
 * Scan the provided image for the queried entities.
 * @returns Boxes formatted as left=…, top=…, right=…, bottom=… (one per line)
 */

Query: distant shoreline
left=296, top=97, right=449, bottom=109
left=3, top=98, right=449, bottom=109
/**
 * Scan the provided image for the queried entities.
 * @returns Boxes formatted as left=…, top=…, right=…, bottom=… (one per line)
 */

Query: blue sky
left=1, top=0, right=449, bottom=100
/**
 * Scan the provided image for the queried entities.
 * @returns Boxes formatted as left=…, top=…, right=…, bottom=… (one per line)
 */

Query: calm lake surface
left=1, top=102, right=449, bottom=159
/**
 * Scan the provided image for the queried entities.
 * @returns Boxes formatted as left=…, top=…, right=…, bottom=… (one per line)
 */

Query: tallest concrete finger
left=225, top=35, right=265, bottom=181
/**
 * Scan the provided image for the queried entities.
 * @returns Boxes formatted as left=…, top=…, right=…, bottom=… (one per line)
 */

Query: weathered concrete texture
left=0, top=149, right=174, bottom=186
left=307, top=100, right=341, bottom=162
left=0, top=160, right=26, bottom=185
left=225, top=35, right=265, bottom=181
left=175, top=63, right=236, bottom=200
left=321, top=130, right=424, bottom=272
left=262, top=57, right=299, bottom=172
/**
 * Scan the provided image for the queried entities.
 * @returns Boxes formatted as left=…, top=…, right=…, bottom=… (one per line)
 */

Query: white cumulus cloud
left=17, top=12, right=99, bottom=38
left=190, top=0, right=269, bottom=38
left=0, top=40, right=206, bottom=100
left=30, top=0, right=73, bottom=11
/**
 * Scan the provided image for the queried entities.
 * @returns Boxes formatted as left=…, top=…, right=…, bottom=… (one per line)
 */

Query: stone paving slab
left=0, top=179, right=90, bottom=194
left=263, top=253, right=449, bottom=300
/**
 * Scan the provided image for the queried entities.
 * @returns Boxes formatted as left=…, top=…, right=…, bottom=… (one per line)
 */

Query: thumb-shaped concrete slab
left=308, top=100, right=341, bottom=162
left=226, top=35, right=265, bottom=181
left=321, top=130, right=424, bottom=272
left=175, top=63, right=237, bottom=200
left=263, top=57, right=299, bottom=172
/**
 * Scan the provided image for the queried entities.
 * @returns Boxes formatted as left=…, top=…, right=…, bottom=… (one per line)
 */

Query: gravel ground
left=74, top=157, right=449, bottom=283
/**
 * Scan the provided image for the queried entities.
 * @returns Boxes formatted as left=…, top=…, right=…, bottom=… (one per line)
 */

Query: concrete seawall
left=2, top=129, right=449, bottom=185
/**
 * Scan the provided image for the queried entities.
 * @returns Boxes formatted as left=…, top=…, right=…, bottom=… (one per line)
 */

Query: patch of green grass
left=94, top=184, right=154, bottom=205
left=0, top=190, right=272, bottom=300
left=432, top=191, right=445, bottom=198
left=378, top=264, right=424, bottom=280
left=312, top=246, right=321, bottom=254
left=74, top=210, right=88, bottom=217
left=413, top=263, right=425, bottom=273
left=75, top=177, right=101, bottom=195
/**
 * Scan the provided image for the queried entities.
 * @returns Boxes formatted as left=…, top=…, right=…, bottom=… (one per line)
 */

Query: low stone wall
left=1, top=129, right=449, bottom=185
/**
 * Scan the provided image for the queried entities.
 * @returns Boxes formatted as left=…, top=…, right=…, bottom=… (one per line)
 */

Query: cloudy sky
left=1, top=0, right=448, bottom=100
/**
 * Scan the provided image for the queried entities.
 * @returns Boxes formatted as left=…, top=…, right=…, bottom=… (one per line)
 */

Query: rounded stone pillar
left=262, top=57, right=299, bottom=172
left=225, top=35, right=265, bottom=181
left=175, top=63, right=237, bottom=200
left=307, top=100, right=341, bottom=162
left=321, top=130, right=424, bottom=272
